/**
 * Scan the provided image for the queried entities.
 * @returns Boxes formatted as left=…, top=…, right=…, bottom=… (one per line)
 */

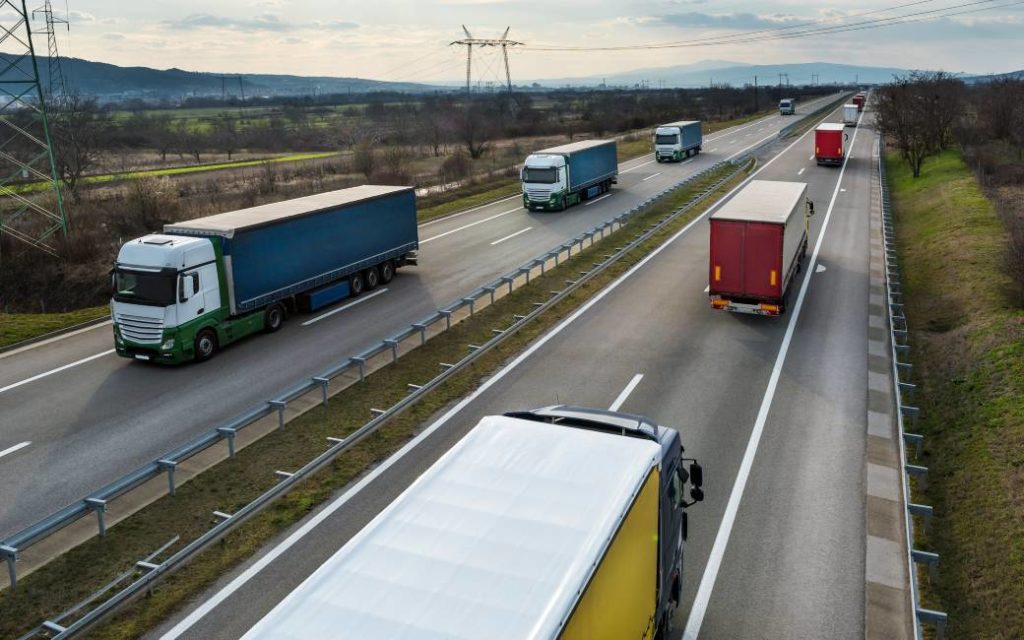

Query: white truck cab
left=521, top=154, right=568, bottom=208
left=112, top=234, right=222, bottom=362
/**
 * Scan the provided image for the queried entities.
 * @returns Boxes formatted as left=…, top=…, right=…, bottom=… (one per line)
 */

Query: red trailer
left=815, top=123, right=846, bottom=167
left=709, top=181, right=813, bottom=316
left=853, top=93, right=866, bottom=112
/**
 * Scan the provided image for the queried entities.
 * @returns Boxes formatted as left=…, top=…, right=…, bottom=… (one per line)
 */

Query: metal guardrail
left=878, top=139, right=949, bottom=640
left=5, top=97, right=849, bottom=637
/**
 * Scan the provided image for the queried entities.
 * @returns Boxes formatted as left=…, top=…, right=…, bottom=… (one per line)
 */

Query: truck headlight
left=161, top=338, right=176, bottom=351
left=115, top=334, right=124, bottom=347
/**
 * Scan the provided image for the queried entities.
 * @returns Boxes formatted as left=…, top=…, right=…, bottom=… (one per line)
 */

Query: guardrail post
left=912, top=549, right=941, bottom=582
left=312, top=376, right=330, bottom=406
left=462, top=297, right=476, bottom=316
left=440, top=310, right=453, bottom=331
left=485, top=285, right=497, bottom=304
left=903, top=432, right=924, bottom=458
left=502, top=275, right=515, bottom=294
left=908, top=503, right=934, bottom=533
left=1, top=545, right=17, bottom=588
left=85, top=498, right=108, bottom=537
left=917, top=608, right=948, bottom=640
left=217, top=427, right=237, bottom=458
left=158, top=459, right=177, bottom=496
left=384, top=339, right=399, bottom=362
left=906, top=463, right=929, bottom=490
left=412, top=324, right=427, bottom=346
left=269, top=400, right=287, bottom=430
left=350, top=356, right=366, bottom=381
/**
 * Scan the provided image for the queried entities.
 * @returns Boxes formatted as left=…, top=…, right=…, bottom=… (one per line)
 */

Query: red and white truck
left=815, top=123, right=847, bottom=166
left=852, top=93, right=866, bottom=112
left=709, top=180, right=814, bottom=316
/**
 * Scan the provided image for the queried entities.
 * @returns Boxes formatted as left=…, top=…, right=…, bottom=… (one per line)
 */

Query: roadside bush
left=438, top=152, right=472, bottom=185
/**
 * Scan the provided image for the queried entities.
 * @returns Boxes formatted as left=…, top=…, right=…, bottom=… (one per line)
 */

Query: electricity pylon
left=0, top=0, right=67, bottom=256
left=450, top=25, right=522, bottom=96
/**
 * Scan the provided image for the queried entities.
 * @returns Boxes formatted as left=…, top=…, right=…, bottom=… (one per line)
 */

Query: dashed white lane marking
left=609, top=374, right=644, bottom=412
left=584, top=193, right=613, bottom=206
left=642, top=172, right=663, bottom=182
left=302, top=288, right=389, bottom=327
left=0, top=441, right=31, bottom=459
left=420, top=207, right=521, bottom=243
left=798, top=168, right=806, bottom=176
left=490, top=227, right=534, bottom=246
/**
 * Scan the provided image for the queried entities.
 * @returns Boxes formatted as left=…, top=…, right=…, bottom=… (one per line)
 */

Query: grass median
left=0, top=160, right=750, bottom=640
left=0, top=306, right=109, bottom=350
left=887, top=149, right=1024, bottom=638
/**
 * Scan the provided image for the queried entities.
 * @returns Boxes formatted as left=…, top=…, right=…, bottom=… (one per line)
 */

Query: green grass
left=0, top=162, right=748, bottom=640
left=887, top=148, right=1024, bottom=639
left=10, top=152, right=342, bottom=194
left=417, top=178, right=521, bottom=222
left=0, top=306, right=109, bottom=349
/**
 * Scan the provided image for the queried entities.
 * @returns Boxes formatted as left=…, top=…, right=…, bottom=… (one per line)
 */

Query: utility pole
left=450, top=25, right=521, bottom=98
left=754, top=75, right=758, bottom=111
left=0, top=0, right=67, bottom=257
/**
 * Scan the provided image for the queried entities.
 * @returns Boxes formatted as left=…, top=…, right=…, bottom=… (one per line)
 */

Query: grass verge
left=416, top=178, right=521, bottom=222
left=887, top=149, right=1024, bottom=638
left=0, top=161, right=749, bottom=640
left=0, top=306, right=109, bottom=349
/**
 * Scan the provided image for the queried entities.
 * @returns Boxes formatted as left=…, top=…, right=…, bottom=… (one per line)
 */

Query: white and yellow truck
left=242, top=406, right=705, bottom=640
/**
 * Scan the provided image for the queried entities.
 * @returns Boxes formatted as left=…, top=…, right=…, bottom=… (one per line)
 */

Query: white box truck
left=242, top=406, right=704, bottom=640
left=843, top=103, right=859, bottom=126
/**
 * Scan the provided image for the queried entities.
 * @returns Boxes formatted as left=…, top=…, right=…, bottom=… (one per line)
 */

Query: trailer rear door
left=743, top=222, right=783, bottom=299
left=710, top=220, right=745, bottom=293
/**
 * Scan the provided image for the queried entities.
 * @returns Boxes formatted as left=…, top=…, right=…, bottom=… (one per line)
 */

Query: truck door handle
left=197, top=308, right=204, bottom=315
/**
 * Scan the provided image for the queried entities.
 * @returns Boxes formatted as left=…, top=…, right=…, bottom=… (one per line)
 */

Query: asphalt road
left=149, top=102, right=876, bottom=639
left=0, top=95, right=840, bottom=540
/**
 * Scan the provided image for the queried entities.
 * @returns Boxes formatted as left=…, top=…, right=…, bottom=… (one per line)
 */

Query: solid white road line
left=642, top=172, right=663, bottom=182
left=0, top=350, right=116, bottom=396
left=798, top=167, right=806, bottom=176
left=417, top=194, right=520, bottom=228
left=609, top=374, right=644, bottom=412
left=0, top=319, right=112, bottom=361
left=419, top=207, right=521, bottom=243
left=161, top=106, right=840, bottom=640
left=490, top=227, right=533, bottom=246
left=681, top=107, right=866, bottom=640
left=584, top=193, right=613, bottom=206
left=0, top=441, right=31, bottom=460
left=301, top=288, right=389, bottom=327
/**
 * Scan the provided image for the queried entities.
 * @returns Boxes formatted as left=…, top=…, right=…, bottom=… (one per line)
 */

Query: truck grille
left=116, top=313, right=163, bottom=343
left=526, top=188, right=551, bottom=201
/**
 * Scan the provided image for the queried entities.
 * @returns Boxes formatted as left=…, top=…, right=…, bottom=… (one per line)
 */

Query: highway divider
left=878, top=139, right=949, bottom=640
left=2, top=100, right=846, bottom=638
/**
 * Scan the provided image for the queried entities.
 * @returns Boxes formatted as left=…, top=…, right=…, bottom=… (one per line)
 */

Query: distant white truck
left=843, top=103, right=859, bottom=126
left=779, top=98, right=796, bottom=115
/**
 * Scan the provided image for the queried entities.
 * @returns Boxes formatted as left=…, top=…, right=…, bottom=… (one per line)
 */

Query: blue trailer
left=521, top=140, right=618, bottom=211
left=112, top=185, right=418, bottom=363
left=654, top=121, right=702, bottom=162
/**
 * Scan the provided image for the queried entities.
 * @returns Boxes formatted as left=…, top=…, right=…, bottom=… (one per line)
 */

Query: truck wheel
left=364, top=266, right=380, bottom=290
left=349, top=272, right=365, bottom=297
left=379, top=260, right=395, bottom=284
left=264, top=304, right=285, bottom=333
left=194, top=329, right=217, bottom=362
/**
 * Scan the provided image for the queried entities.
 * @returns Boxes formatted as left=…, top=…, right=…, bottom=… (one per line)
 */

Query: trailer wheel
left=364, top=266, right=380, bottom=290
left=264, top=303, right=285, bottom=333
left=379, top=260, right=395, bottom=284
left=194, top=329, right=217, bottom=362
left=349, top=272, right=365, bottom=297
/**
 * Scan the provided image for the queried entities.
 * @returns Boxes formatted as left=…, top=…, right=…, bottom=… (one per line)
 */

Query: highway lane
left=151, top=103, right=876, bottom=639
left=0, top=95, right=841, bottom=539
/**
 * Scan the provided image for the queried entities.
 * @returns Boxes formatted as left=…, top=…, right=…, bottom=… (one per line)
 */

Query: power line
left=523, top=0, right=1018, bottom=51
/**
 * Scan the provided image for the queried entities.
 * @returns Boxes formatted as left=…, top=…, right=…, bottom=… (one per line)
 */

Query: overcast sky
left=28, top=1, right=1024, bottom=81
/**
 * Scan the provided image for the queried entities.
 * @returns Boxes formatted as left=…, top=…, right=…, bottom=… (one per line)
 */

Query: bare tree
left=876, top=72, right=963, bottom=178
left=212, top=113, right=241, bottom=160
left=51, top=92, right=111, bottom=200
left=457, top=104, right=491, bottom=160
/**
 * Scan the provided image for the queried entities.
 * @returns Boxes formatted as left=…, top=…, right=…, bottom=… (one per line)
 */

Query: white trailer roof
left=816, top=122, right=846, bottom=132
left=536, top=139, right=615, bottom=155
left=164, top=185, right=412, bottom=239
left=242, top=415, right=661, bottom=640
left=657, top=120, right=699, bottom=129
left=711, top=180, right=808, bottom=224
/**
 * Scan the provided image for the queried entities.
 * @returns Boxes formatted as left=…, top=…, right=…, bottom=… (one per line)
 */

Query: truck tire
left=364, top=266, right=380, bottom=290
left=349, top=272, right=365, bottom=297
left=264, top=304, right=285, bottom=333
left=379, top=260, right=395, bottom=284
left=194, top=329, right=217, bottom=362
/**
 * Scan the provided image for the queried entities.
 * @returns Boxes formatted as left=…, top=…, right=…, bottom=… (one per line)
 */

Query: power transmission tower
left=450, top=25, right=522, bottom=97
left=0, top=0, right=67, bottom=256
left=32, top=0, right=68, bottom=104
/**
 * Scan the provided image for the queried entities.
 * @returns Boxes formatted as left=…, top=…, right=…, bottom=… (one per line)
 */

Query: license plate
left=134, top=354, right=151, bottom=361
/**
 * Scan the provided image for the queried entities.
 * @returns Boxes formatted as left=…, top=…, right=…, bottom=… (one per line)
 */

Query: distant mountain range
left=2, top=54, right=1019, bottom=100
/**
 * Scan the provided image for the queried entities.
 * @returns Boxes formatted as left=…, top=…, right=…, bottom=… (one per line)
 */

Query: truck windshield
left=655, top=134, right=678, bottom=145
left=522, top=167, right=558, bottom=184
left=114, top=269, right=176, bottom=306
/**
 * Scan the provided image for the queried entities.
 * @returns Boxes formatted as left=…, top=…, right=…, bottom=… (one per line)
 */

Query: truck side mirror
left=690, top=487, right=704, bottom=504
left=682, top=512, right=689, bottom=540
left=689, top=462, right=703, bottom=489
left=807, top=200, right=816, bottom=217
left=844, top=133, right=849, bottom=141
